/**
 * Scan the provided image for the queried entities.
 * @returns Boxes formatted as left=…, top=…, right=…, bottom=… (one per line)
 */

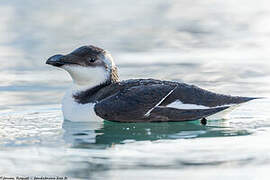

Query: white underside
left=167, top=100, right=211, bottom=109
left=62, top=89, right=103, bottom=122
left=166, top=100, right=237, bottom=120
left=207, top=104, right=240, bottom=120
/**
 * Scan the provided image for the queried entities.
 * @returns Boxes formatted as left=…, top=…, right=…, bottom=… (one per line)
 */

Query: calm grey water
left=1, top=1, right=270, bottom=179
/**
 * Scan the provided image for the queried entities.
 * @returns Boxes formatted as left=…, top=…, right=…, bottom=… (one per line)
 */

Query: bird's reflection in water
left=62, top=119, right=251, bottom=149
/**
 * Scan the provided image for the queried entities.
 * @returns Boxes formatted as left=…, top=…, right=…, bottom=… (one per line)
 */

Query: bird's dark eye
left=88, top=57, right=96, bottom=63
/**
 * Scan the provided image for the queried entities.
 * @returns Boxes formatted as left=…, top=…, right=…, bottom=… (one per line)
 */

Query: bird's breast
left=62, top=90, right=103, bottom=122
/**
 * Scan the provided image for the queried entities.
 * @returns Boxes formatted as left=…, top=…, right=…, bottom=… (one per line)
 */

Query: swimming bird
left=46, top=45, right=256, bottom=122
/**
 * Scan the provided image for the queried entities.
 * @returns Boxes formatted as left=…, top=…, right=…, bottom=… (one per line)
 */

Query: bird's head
left=46, top=45, right=118, bottom=89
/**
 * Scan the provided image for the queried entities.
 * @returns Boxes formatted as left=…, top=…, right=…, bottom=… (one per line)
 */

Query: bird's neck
left=71, top=80, right=112, bottom=104
left=71, top=80, right=108, bottom=93
left=67, top=66, right=119, bottom=104
left=71, top=76, right=119, bottom=104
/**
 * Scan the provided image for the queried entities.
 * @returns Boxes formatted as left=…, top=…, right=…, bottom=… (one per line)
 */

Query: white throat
left=62, top=65, right=109, bottom=92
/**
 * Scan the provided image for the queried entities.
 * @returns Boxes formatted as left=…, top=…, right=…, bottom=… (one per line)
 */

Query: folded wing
left=94, top=80, right=241, bottom=122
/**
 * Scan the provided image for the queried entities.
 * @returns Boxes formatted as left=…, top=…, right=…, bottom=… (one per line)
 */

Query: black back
left=81, top=79, right=255, bottom=122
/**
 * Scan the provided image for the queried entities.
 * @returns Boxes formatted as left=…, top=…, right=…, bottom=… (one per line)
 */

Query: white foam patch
left=167, top=100, right=211, bottom=109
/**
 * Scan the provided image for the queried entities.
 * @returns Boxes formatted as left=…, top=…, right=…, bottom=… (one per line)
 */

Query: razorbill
left=46, top=45, right=256, bottom=122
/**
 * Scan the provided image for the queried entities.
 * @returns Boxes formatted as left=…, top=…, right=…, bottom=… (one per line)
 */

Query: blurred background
left=1, top=1, right=270, bottom=179
left=1, top=0, right=270, bottom=66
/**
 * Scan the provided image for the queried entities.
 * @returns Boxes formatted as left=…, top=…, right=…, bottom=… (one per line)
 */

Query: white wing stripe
left=144, top=85, right=178, bottom=117
left=167, top=100, right=235, bottom=110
